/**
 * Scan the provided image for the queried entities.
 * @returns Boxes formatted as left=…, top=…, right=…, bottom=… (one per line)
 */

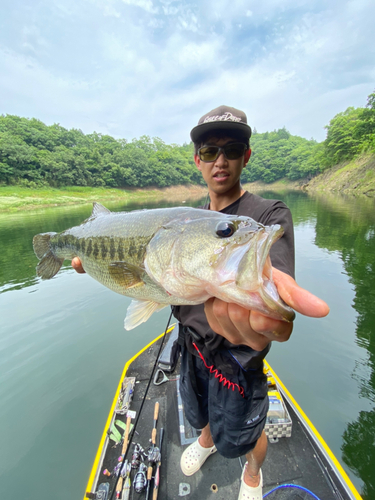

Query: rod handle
left=116, top=476, right=123, bottom=498
left=147, top=465, right=153, bottom=481
left=154, top=402, right=159, bottom=421
left=121, top=416, right=132, bottom=455
left=151, top=428, right=157, bottom=445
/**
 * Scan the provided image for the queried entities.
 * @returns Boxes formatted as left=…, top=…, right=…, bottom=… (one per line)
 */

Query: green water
left=0, top=191, right=374, bottom=499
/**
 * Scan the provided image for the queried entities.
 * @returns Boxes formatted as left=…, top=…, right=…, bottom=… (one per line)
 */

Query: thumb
left=272, top=267, right=329, bottom=318
left=72, top=257, right=86, bottom=274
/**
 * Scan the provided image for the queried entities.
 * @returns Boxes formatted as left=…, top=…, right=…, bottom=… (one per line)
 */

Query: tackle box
left=264, top=369, right=292, bottom=440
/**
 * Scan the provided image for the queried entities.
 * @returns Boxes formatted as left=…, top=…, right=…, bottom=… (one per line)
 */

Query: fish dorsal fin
left=124, top=299, right=168, bottom=330
left=92, top=202, right=111, bottom=217
left=109, top=261, right=145, bottom=289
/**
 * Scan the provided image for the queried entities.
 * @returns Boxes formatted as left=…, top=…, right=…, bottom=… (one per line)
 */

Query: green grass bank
left=0, top=184, right=208, bottom=213
left=1, top=153, right=373, bottom=213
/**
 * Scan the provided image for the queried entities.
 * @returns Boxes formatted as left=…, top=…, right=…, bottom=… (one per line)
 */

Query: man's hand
left=204, top=267, right=330, bottom=351
left=72, top=257, right=85, bottom=274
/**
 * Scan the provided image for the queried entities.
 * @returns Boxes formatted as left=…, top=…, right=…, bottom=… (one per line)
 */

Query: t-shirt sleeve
left=260, top=203, right=295, bottom=279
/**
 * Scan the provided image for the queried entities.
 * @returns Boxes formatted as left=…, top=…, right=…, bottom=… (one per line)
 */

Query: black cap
left=190, top=105, right=252, bottom=143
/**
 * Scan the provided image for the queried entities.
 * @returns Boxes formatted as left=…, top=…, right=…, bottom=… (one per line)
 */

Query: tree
left=357, top=90, right=375, bottom=152
left=323, top=107, right=365, bottom=167
left=1, top=91, right=373, bottom=189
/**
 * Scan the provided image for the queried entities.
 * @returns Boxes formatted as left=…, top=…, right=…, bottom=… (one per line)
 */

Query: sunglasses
left=197, top=143, right=247, bottom=162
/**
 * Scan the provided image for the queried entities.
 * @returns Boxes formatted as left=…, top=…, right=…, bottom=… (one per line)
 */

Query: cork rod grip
left=116, top=476, right=123, bottom=495
left=154, top=402, right=159, bottom=421
left=121, top=415, right=132, bottom=455
left=147, top=465, right=153, bottom=481
left=151, top=428, right=157, bottom=445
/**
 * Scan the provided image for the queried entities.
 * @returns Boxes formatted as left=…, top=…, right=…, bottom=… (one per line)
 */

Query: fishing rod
left=107, top=311, right=172, bottom=500
left=152, top=427, right=164, bottom=500
left=122, top=463, right=131, bottom=500
left=114, top=416, right=132, bottom=499
left=146, top=402, right=160, bottom=500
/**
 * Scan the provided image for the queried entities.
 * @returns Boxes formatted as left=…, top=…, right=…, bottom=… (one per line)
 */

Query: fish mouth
left=235, top=224, right=284, bottom=291
left=212, top=224, right=281, bottom=290
left=257, top=224, right=284, bottom=281
left=234, top=224, right=295, bottom=321
left=256, top=224, right=295, bottom=322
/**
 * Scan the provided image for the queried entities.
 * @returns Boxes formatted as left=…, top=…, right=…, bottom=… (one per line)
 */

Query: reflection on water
left=262, top=190, right=375, bottom=499
left=311, top=193, right=375, bottom=500
left=343, top=410, right=375, bottom=499
left=1, top=192, right=375, bottom=499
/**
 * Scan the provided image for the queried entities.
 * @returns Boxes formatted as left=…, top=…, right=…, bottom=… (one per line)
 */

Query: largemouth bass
left=33, top=203, right=295, bottom=329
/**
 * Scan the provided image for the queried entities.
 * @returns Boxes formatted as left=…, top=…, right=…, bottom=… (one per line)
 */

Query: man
left=72, top=105, right=329, bottom=499
left=169, top=105, right=329, bottom=499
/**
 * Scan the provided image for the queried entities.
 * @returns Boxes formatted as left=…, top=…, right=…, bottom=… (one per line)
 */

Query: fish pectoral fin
left=36, top=251, right=65, bottom=279
left=124, top=299, right=168, bottom=330
left=108, top=262, right=145, bottom=289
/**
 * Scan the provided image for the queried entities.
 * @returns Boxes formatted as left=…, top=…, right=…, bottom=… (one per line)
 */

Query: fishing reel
left=119, top=459, right=131, bottom=479
left=112, top=462, right=123, bottom=477
left=133, top=463, right=147, bottom=493
left=131, top=443, right=146, bottom=469
left=146, top=445, right=160, bottom=465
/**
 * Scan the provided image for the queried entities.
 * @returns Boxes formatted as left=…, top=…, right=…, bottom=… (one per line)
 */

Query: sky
left=1, top=0, right=374, bottom=145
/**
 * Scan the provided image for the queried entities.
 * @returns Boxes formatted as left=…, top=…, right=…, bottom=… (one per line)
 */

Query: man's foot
left=180, top=437, right=217, bottom=476
left=238, top=462, right=263, bottom=500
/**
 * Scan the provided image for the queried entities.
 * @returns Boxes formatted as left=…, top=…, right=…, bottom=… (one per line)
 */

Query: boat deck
left=87, top=332, right=355, bottom=500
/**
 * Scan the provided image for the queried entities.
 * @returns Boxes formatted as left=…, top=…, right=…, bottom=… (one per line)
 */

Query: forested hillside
left=0, top=122, right=202, bottom=189
left=0, top=90, right=373, bottom=189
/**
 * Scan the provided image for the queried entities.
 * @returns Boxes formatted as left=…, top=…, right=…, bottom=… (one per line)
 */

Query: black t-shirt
left=172, top=191, right=295, bottom=354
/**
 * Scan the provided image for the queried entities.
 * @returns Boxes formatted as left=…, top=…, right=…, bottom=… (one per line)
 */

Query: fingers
left=249, top=311, right=293, bottom=342
left=204, top=299, right=273, bottom=351
left=272, top=268, right=329, bottom=318
left=72, top=257, right=86, bottom=274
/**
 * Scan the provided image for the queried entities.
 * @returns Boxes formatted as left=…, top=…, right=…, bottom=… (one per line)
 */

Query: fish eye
left=216, top=221, right=236, bottom=238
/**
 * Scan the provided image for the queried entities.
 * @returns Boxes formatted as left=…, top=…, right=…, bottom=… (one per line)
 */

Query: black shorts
left=179, top=344, right=269, bottom=459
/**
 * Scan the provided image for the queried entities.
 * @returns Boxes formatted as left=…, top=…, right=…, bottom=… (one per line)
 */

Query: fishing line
left=263, top=483, right=322, bottom=500
left=108, top=310, right=173, bottom=500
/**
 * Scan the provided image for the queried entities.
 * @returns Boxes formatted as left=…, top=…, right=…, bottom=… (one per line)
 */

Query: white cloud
left=0, top=0, right=374, bottom=145
left=102, top=5, right=121, bottom=17
left=121, top=0, right=158, bottom=14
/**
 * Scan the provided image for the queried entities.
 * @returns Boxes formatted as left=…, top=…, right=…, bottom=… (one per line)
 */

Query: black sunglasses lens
left=198, top=143, right=246, bottom=162
left=224, top=144, right=246, bottom=159
left=199, top=147, right=219, bottom=161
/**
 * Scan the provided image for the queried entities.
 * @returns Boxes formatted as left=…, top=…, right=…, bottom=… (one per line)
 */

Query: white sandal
left=180, top=438, right=217, bottom=476
left=238, top=462, right=263, bottom=500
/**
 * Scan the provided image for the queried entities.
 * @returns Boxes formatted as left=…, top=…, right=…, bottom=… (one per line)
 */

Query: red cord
left=192, top=342, right=245, bottom=397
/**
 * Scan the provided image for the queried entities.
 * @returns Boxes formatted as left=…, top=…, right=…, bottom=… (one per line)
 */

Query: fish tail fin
left=33, top=233, right=64, bottom=279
